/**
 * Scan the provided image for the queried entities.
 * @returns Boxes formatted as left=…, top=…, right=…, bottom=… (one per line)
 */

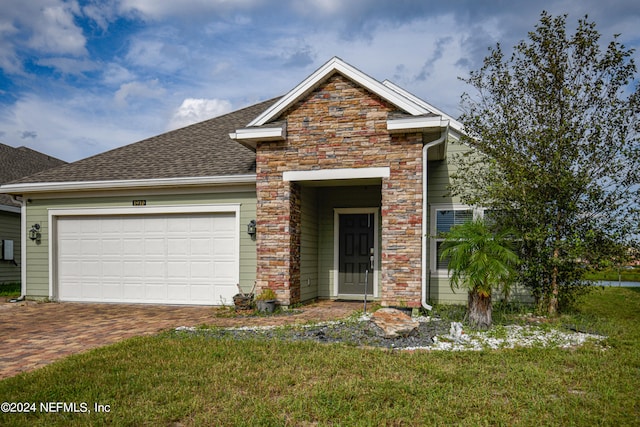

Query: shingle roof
left=0, top=144, right=66, bottom=206
left=11, top=98, right=279, bottom=185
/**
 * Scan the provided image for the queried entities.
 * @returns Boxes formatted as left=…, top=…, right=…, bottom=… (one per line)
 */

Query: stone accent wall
left=256, top=73, right=423, bottom=307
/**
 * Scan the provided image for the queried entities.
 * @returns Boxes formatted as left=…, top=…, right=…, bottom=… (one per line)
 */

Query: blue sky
left=1, top=0, right=638, bottom=162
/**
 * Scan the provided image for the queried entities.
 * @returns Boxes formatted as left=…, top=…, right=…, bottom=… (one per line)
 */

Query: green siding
left=426, top=139, right=474, bottom=305
left=0, top=210, right=21, bottom=284
left=300, top=187, right=318, bottom=302
left=23, top=189, right=257, bottom=299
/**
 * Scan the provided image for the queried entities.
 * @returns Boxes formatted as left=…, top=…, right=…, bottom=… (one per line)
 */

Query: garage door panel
left=57, top=212, right=238, bottom=305
left=102, top=239, right=122, bottom=256
left=80, top=240, right=100, bottom=255
left=190, top=238, right=213, bottom=256
left=167, top=238, right=189, bottom=256
left=214, top=261, right=236, bottom=279
left=123, top=284, right=145, bottom=300
left=144, top=238, right=166, bottom=256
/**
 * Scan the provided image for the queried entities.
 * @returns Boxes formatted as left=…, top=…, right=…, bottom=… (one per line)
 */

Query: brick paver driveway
left=0, top=299, right=359, bottom=379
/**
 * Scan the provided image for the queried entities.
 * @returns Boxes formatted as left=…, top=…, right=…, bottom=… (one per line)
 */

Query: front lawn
left=1, top=288, right=638, bottom=426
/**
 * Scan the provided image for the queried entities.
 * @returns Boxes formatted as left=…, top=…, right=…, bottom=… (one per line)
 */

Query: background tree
left=451, top=12, right=640, bottom=315
left=440, top=219, right=519, bottom=329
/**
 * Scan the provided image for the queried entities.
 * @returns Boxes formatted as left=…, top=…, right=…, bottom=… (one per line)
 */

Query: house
left=0, top=143, right=66, bottom=286
left=0, top=57, right=475, bottom=307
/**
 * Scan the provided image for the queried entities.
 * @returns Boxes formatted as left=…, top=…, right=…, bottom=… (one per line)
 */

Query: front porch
left=255, top=173, right=424, bottom=308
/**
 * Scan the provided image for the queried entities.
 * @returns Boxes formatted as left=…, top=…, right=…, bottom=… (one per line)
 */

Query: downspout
left=421, top=122, right=449, bottom=311
left=10, top=195, right=27, bottom=301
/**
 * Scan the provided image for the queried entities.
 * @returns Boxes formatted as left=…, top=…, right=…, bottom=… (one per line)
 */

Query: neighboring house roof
left=0, top=143, right=66, bottom=207
left=5, top=98, right=278, bottom=190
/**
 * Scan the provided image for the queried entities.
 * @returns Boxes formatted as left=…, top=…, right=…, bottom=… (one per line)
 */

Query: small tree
left=452, top=12, right=640, bottom=314
left=440, top=219, right=519, bottom=329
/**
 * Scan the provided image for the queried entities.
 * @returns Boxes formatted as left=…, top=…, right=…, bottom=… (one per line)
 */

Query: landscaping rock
left=370, top=308, right=419, bottom=338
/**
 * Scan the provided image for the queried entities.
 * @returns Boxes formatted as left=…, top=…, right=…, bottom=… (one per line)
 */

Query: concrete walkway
left=0, top=299, right=361, bottom=380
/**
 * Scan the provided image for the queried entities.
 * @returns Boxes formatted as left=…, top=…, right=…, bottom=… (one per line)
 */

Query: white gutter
left=9, top=195, right=27, bottom=300
left=0, top=174, right=257, bottom=194
left=421, top=122, right=449, bottom=311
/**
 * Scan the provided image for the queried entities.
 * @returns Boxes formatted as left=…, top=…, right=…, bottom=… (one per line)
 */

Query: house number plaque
left=132, top=200, right=147, bottom=206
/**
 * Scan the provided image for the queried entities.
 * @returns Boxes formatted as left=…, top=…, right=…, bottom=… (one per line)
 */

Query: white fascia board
left=0, top=174, right=257, bottom=194
left=229, top=126, right=286, bottom=142
left=248, top=57, right=428, bottom=127
left=387, top=116, right=448, bottom=132
left=382, top=79, right=465, bottom=135
left=283, top=167, right=390, bottom=182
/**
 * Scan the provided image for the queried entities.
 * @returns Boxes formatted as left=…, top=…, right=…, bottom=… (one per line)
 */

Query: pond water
left=596, top=281, right=640, bottom=287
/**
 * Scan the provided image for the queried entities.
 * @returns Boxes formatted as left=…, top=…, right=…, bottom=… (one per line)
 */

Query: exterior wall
left=22, top=187, right=257, bottom=299
left=256, top=74, right=423, bottom=307
left=427, top=139, right=475, bottom=304
left=0, top=209, right=21, bottom=284
left=300, top=186, right=318, bottom=302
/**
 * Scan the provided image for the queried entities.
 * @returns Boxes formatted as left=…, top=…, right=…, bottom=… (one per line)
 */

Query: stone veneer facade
left=255, top=73, right=424, bottom=307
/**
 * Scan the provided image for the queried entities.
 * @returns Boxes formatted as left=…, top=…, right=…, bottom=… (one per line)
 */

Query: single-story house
left=0, top=144, right=66, bottom=285
left=1, top=57, right=482, bottom=308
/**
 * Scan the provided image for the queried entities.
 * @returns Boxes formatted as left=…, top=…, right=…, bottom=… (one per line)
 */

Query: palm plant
left=440, top=219, right=519, bottom=329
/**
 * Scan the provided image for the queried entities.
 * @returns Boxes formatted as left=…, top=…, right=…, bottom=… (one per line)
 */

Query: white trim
left=429, top=203, right=478, bottom=277
left=387, top=116, right=449, bottom=133
left=248, top=57, right=427, bottom=127
left=20, top=199, right=26, bottom=298
left=0, top=174, right=257, bottom=194
left=421, top=128, right=448, bottom=311
left=47, top=204, right=241, bottom=302
left=229, top=126, right=286, bottom=141
left=333, top=208, right=379, bottom=298
left=283, top=167, right=390, bottom=182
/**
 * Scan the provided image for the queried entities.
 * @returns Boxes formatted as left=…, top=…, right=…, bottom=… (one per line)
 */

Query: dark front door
left=338, top=213, right=374, bottom=295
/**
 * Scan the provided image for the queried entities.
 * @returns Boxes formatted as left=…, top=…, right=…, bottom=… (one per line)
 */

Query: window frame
left=430, top=204, right=492, bottom=276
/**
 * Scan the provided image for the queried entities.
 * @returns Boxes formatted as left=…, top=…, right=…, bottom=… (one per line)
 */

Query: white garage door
left=56, top=213, right=238, bottom=305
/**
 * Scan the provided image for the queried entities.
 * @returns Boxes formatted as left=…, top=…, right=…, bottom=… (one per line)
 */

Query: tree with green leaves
left=440, top=219, right=519, bottom=329
left=451, top=12, right=640, bottom=315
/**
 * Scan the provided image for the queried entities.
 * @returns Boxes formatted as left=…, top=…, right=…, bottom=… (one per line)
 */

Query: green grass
left=0, top=282, right=20, bottom=297
left=1, top=288, right=639, bottom=426
left=585, top=267, right=640, bottom=282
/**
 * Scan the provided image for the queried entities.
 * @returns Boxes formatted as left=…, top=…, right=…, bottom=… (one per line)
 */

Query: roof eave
left=386, top=116, right=449, bottom=133
left=228, top=125, right=287, bottom=151
left=0, top=174, right=257, bottom=195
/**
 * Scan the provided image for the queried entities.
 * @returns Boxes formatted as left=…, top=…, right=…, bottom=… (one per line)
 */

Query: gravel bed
left=174, top=315, right=605, bottom=351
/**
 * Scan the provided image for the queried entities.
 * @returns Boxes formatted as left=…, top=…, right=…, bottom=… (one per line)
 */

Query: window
left=433, top=208, right=473, bottom=271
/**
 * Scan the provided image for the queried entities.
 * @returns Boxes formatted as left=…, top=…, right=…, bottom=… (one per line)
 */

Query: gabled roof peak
left=247, top=56, right=430, bottom=127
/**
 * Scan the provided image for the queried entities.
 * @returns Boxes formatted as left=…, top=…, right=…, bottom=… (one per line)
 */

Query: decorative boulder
left=370, top=308, right=419, bottom=339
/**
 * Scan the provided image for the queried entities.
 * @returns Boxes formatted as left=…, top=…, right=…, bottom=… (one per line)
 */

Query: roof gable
left=247, top=57, right=430, bottom=127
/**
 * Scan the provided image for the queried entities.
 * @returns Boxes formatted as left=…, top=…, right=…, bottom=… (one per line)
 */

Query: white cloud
left=0, top=94, right=157, bottom=162
left=27, top=3, right=87, bottom=56
left=36, top=57, right=97, bottom=75
left=0, top=0, right=87, bottom=75
left=102, top=63, right=137, bottom=86
left=169, top=98, right=232, bottom=130
left=125, top=37, right=189, bottom=73
left=114, top=80, right=166, bottom=107
left=118, top=0, right=262, bottom=20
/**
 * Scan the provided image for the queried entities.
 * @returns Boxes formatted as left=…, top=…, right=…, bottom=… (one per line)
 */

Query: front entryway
left=338, top=212, right=375, bottom=296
